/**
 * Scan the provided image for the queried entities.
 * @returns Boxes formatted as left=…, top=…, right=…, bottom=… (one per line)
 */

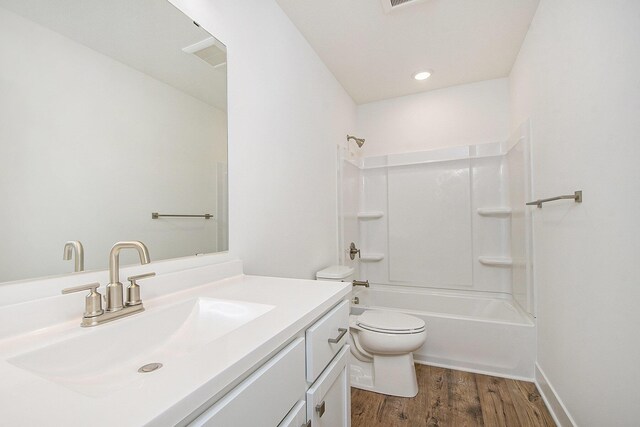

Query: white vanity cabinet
left=277, top=400, right=307, bottom=427
left=306, top=345, right=350, bottom=427
left=0, top=264, right=355, bottom=426
left=188, top=299, right=350, bottom=427
left=305, top=300, right=350, bottom=382
left=190, top=338, right=306, bottom=427
left=305, top=300, right=351, bottom=427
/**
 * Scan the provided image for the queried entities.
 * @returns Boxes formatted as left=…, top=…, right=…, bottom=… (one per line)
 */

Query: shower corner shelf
left=477, top=207, right=512, bottom=217
left=357, top=211, right=384, bottom=220
left=360, top=253, right=385, bottom=262
left=478, top=256, right=513, bottom=267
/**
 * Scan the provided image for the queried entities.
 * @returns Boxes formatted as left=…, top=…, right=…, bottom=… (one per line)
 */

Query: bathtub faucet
left=353, top=280, right=369, bottom=288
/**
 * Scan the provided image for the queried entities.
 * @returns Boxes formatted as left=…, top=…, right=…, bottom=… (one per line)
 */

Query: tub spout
left=353, top=280, right=369, bottom=288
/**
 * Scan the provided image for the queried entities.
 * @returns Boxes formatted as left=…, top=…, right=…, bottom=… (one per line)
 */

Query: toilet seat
left=356, top=310, right=425, bottom=335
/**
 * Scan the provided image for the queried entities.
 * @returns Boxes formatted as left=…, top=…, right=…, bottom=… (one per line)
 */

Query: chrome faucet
left=63, top=241, right=84, bottom=272
left=62, top=241, right=155, bottom=327
left=106, top=241, right=151, bottom=312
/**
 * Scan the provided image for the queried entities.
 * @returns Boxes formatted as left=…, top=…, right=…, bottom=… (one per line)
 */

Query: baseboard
left=534, top=363, right=577, bottom=427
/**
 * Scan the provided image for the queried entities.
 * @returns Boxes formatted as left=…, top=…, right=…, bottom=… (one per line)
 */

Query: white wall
left=356, top=78, right=510, bottom=157
left=510, top=0, right=640, bottom=425
left=0, top=7, right=226, bottom=282
left=170, top=0, right=357, bottom=279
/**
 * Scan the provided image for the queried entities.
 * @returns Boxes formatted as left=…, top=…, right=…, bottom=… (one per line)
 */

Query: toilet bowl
left=349, top=310, right=426, bottom=397
left=314, top=266, right=426, bottom=397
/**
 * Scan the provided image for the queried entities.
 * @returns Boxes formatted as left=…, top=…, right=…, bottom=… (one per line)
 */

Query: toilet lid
left=357, top=310, right=425, bottom=334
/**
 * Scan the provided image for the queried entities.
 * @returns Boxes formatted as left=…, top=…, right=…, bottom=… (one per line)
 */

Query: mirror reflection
left=0, top=0, right=228, bottom=283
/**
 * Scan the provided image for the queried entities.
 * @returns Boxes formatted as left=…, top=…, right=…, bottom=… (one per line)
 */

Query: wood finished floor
left=351, top=364, right=555, bottom=427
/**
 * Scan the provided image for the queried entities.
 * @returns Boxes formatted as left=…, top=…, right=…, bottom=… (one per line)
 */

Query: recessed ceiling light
left=413, top=70, right=432, bottom=81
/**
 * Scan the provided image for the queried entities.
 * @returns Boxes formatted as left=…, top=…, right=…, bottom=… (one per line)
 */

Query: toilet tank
left=316, top=265, right=354, bottom=282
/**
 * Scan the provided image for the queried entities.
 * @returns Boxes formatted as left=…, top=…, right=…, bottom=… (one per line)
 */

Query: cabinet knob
left=315, top=401, right=326, bottom=417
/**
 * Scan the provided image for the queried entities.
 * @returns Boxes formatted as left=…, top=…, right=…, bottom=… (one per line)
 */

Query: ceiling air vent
left=182, top=37, right=227, bottom=69
left=381, top=0, right=428, bottom=14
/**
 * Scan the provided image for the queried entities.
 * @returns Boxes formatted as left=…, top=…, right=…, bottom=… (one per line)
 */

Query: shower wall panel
left=359, top=167, right=388, bottom=281
left=387, top=160, right=473, bottom=288
left=507, top=123, right=534, bottom=316
left=339, top=156, right=361, bottom=277
left=471, top=156, right=512, bottom=293
left=348, top=140, right=529, bottom=297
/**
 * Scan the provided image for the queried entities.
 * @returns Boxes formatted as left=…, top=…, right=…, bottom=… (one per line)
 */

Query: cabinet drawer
left=190, top=338, right=306, bottom=427
left=277, top=400, right=307, bottom=427
left=306, top=345, right=351, bottom=427
left=306, top=300, right=349, bottom=382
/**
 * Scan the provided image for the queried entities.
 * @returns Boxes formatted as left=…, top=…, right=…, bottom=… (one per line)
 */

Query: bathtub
left=351, top=285, right=535, bottom=380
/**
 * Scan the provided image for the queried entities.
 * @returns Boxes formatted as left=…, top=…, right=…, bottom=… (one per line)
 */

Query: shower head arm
left=346, top=135, right=365, bottom=148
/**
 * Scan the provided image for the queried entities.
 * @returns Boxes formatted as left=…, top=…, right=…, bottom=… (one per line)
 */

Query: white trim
left=359, top=140, right=507, bottom=170
left=534, top=363, right=577, bottom=427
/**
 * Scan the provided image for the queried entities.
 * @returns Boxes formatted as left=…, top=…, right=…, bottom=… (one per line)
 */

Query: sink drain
left=138, top=362, right=163, bottom=373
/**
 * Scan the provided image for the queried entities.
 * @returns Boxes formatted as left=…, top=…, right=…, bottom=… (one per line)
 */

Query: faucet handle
left=127, top=272, right=156, bottom=283
left=62, top=282, right=100, bottom=294
left=349, top=242, right=361, bottom=260
left=62, top=282, right=104, bottom=318
left=125, top=272, right=155, bottom=307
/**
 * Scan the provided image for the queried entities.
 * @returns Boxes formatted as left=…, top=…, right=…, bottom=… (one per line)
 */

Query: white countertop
left=0, top=271, right=351, bottom=426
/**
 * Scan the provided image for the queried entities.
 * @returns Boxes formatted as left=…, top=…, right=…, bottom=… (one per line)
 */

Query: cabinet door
left=306, top=300, right=349, bottom=382
left=277, top=400, right=307, bottom=427
left=306, top=345, right=351, bottom=427
left=190, top=338, right=306, bottom=427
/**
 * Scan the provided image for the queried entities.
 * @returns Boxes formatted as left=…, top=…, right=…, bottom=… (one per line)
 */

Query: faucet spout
left=63, top=241, right=84, bottom=272
left=109, top=241, right=150, bottom=284
left=106, top=241, right=151, bottom=312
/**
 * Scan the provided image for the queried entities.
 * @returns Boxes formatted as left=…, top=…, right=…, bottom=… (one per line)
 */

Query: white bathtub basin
left=8, top=297, right=274, bottom=397
left=350, top=285, right=535, bottom=379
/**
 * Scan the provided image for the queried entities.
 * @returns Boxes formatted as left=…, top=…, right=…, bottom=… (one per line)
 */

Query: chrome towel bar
left=526, top=191, right=582, bottom=208
left=151, top=212, right=213, bottom=219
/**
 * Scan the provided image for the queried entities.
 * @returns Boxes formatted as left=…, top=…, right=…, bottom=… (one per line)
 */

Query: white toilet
left=316, top=266, right=427, bottom=398
left=349, top=310, right=426, bottom=397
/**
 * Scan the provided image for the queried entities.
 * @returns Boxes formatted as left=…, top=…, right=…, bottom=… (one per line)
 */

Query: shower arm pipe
left=346, top=135, right=365, bottom=148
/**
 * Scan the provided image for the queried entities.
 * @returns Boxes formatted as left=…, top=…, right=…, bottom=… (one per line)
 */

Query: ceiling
left=0, top=0, right=227, bottom=110
left=276, top=0, right=540, bottom=104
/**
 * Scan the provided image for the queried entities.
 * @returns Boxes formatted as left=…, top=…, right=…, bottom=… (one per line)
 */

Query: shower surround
left=340, top=123, right=536, bottom=378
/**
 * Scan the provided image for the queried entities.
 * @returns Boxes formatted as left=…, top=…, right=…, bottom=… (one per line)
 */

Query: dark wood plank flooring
left=351, top=364, right=555, bottom=427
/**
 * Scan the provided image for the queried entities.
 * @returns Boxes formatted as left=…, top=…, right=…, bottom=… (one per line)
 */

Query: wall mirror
left=0, top=0, right=228, bottom=283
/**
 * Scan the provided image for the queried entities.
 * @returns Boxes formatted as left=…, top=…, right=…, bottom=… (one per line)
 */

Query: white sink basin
left=8, top=297, right=274, bottom=397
